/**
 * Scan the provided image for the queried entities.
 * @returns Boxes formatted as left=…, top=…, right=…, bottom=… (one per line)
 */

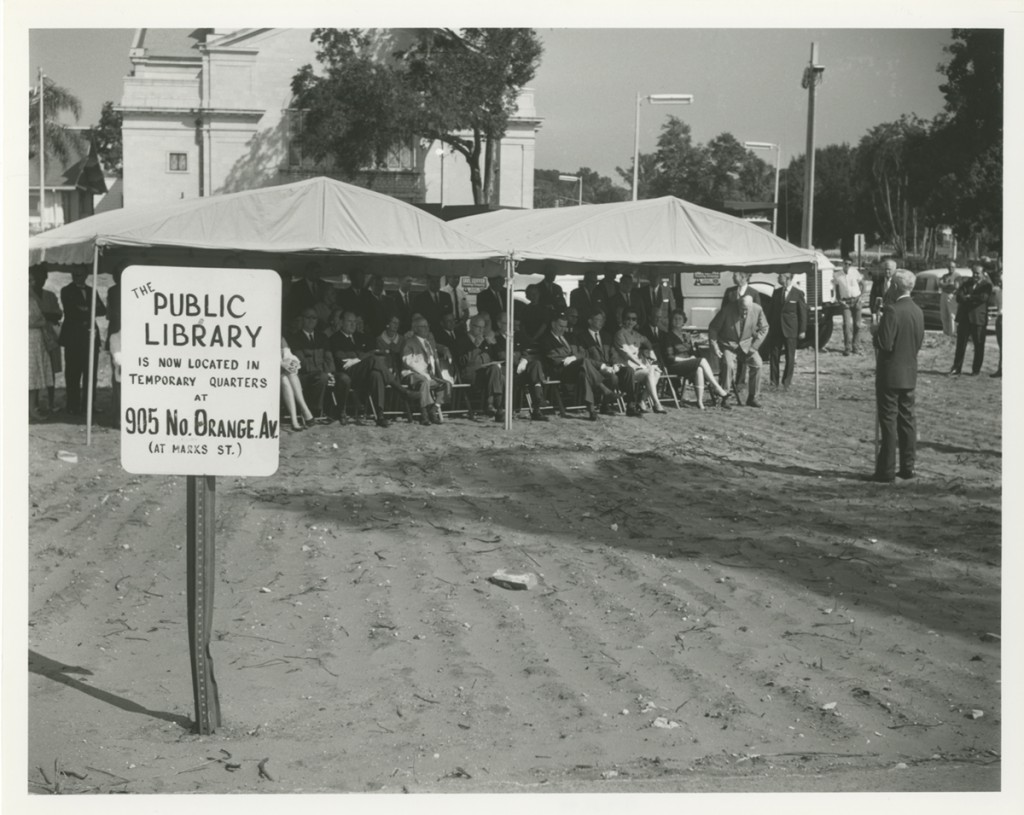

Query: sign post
left=121, top=266, right=281, bottom=733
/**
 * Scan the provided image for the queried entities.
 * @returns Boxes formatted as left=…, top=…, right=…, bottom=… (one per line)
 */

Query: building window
left=168, top=153, right=188, bottom=172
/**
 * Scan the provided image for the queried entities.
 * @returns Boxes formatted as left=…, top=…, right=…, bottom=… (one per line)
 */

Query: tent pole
left=86, top=245, right=100, bottom=446
left=813, top=259, right=820, bottom=409
left=503, top=256, right=515, bottom=430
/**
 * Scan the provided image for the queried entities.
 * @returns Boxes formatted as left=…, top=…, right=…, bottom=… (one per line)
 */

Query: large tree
left=618, top=119, right=772, bottom=210
left=783, top=143, right=871, bottom=253
left=292, top=28, right=543, bottom=205
left=534, top=167, right=628, bottom=208
left=929, top=28, right=1003, bottom=249
left=28, top=76, right=84, bottom=164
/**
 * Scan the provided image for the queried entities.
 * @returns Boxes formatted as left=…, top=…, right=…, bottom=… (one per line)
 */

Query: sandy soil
left=24, top=327, right=1003, bottom=797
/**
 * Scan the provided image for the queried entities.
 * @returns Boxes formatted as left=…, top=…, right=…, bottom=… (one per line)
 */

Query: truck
left=674, top=251, right=839, bottom=349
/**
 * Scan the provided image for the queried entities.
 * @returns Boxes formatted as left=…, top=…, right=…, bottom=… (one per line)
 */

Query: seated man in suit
left=576, top=310, right=633, bottom=414
left=435, top=312, right=463, bottom=361
left=327, top=310, right=391, bottom=427
left=708, top=293, right=770, bottom=408
left=402, top=316, right=452, bottom=425
left=540, top=314, right=613, bottom=421
left=456, top=315, right=505, bottom=422
left=494, top=313, right=549, bottom=421
left=287, top=308, right=344, bottom=422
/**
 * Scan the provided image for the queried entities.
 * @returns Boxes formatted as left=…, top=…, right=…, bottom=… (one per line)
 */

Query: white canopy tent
left=28, top=177, right=510, bottom=440
left=451, top=197, right=825, bottom=409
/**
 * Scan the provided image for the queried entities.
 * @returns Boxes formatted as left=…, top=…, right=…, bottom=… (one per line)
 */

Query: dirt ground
left=21, top=325, right=1006, bottom=802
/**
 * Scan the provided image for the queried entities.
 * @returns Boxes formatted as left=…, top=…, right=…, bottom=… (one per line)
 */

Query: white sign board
left=120, top=266, right=281, bottom=476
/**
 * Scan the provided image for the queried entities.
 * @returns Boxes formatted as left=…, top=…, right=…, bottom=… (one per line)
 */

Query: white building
left=119, top=28, right=541, bottom=210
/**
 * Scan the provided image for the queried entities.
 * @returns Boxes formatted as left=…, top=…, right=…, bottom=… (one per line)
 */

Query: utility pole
left=800, top=44, right=824, bottom=249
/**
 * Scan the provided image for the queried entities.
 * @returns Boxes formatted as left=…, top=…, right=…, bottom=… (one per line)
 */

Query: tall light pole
left=558, top=173, right=582, bottom=206
left=800, top=43, right=825, bottom=249
left=435, top=147, right=446, bottom=208
left=632, top=93, right=694, bottom=201
left=744, top=141, right=781, bottom=235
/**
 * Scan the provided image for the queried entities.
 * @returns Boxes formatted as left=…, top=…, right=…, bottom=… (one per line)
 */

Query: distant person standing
left=59, top=269, right=107, bottom=416
left=833, top=258, right=864, bottom=355
left=949, top=265, right=992, bottom=376
left=870, top=269, right=924, bottom=483
left=938, top=261, right=960, bottom=338
left=767, top=272, right=807, bottom=389
left=988, top=271, right=1002, bottom=378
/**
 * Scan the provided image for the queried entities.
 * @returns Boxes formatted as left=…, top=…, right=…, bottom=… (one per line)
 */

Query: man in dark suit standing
left=59, top=269, right=107, bottom=415
left=871, top=270, right=924, bottom=482
left=949, top=265, right=992, bottom=376
left=537, top=264, right=568, bottom=316
left=389, top=276, right=416, bottom=334
left=414, top=275, right=454, bottom=336
left=869, top=259, right=900, bottom=318
left=569, top=270, right=601, bottom=325
left=767, top=272, right=808, bottom=389
left=476, top=275, right=508, bottom=328
left=359, top=274, right=389, bottom=339
left=287, top=308, right=343, bottom=423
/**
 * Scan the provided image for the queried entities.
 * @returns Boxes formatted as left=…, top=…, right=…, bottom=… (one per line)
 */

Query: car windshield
left=913, top=276, right=934, bottom=292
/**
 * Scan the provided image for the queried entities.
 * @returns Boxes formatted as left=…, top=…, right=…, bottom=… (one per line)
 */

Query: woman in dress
left=29, top=277, right=58, bottom=421
left=281, top=335, right=314, bottom=431
left=30, top=267, right=62, bottom=414
left=660, top=310, right=731, bottom=409
left=613, top=309, right=666, bottom=414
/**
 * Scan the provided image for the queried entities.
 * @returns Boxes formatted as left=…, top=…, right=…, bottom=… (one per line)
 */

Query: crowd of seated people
left=279, top=265, right=745, bottom=429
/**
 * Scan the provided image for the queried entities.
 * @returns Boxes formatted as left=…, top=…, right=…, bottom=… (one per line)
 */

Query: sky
left=27, top=27, right=957, bottom=183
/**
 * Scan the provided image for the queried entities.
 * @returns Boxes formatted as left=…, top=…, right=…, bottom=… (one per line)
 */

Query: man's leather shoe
left=587, top=406, right=599, bottom=421
left=494, top=411, right=505, bottom=423
left=375, top=416, right=390, bottom=428
left=419, top=410, right=431, bottom=426
left=746, top=397, right=763, bottom=408
left=897, top=469, right=915, bottom=480
left=718, top=393, right=732, bottom=410
left=531, top=411, right=550, bottom=422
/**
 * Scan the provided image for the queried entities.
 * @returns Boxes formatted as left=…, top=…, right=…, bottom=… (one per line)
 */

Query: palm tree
left=29, top=76, right=84, bottom=165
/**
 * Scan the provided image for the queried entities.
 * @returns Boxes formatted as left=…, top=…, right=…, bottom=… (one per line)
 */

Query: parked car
left=911, top=267, right=972, bottom=330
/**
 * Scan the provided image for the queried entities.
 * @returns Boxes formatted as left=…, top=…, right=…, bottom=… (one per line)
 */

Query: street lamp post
left=744, top=141, right=781, bottom=235
left=558, top=173, right=582, bottom=206
left=632, top=93, right=694, bottom=201
left=434, top=147, right=446, bottom=208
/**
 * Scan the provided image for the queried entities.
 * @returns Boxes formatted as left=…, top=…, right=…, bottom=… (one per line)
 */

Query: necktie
left=306, top=332, right=313, bottom=342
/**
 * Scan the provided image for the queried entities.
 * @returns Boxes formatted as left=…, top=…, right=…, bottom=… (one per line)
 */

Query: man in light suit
left=709, top=293, right=769, bottom=408
left=401, top=316, right=452, bottom=425
left=871, top=270, right=924, bottom=482
left=767, top=272, right=808, bottom=390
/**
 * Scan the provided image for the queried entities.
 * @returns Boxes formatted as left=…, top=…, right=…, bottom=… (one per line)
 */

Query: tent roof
left=450, top=196, right=816, bottom=270
left=29, top=176, right=505, bottom=271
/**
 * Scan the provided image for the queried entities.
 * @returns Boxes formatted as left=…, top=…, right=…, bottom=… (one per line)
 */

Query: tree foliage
left=28, top=76, right=84, bottom=164
left=91, top=101, right=123, bottom=176
left=782, top=143, right=868, bottom=253
left=929, top=28, right=1003, bottom=247
left=616, top=118, right=772, bottom=210
left=292, top=28, right=543, bottom=205
left=534, top=167, right=628, bottom=208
